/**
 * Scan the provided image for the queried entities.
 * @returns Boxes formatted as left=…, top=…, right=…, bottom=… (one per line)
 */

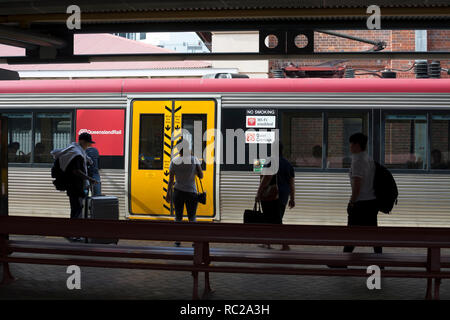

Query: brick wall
left=390, top=30, right=416, bottom=79
left=289, top=116, right=322, bottom=167
left=428, top=30, right=450, bottom=78
left=385, top=121, right=412, bottom=165
left=270, top=29, right=450, bottom=79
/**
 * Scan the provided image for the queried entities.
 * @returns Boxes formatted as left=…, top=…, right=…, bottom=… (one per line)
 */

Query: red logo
left=76, top=109, right=125, bottom=156
left=246, top=132, right=256, bottom=142
left=247, top=117, right=256, bottom=126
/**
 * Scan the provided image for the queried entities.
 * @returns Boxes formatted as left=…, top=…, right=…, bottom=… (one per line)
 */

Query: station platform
left=0, top=235, right=449, bottom=300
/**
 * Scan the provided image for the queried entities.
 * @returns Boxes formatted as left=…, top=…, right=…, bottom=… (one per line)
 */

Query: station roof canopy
left=0, top=0, right=448, bottom=30
left=0, top=0, right=448, bottom=63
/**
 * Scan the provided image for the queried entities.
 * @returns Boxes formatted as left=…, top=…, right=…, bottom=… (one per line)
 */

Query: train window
left=2, top=112, right=32, bottom=163
left=281, top=112, right=323, bottom=168
left=384, top=114, right=427, bottom=170
left=327, top=113, right=369, bottom=169
left=35, top=112, right=72, bottom=163
left=182, top=114, right=207, bottom=170
left=430, top=115, right=450, bottom=170
left=138, top=114, right=164, bottom=170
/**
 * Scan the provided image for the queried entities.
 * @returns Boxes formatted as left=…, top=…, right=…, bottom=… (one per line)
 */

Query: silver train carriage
left=1, top=77, right=450, bottom=227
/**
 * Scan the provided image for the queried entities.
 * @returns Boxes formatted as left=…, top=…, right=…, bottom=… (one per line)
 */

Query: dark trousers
left=173, top=189, right=198, bottom=222
left=69, top=194, right=84, bottom=219
left=261, top=199, right=282, bottom=224
left=344, top=199, right=382, bottom=254
left=279, top=202, right=287, bottom=224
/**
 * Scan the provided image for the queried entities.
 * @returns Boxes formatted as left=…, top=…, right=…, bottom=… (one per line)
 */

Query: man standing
left=51, top=133, right=98, bottom=241
left=86, top=145, right=101, bottom=195
left=277, top=143, right=295, bottom=250
left=345, top=132, right=381, bottom=254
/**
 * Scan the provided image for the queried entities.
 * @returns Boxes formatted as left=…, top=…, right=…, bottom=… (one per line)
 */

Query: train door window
left=181, top=114, right=207, bottom=170
left=384, top=114, right=427, bottom=170
left=138, top=114, right=164, bottom=170
left=281, top=112, right=323, bottom=168
left=327, top=113, right=369, bottom=169
left=35, top=112, right=72, bottom=163
left=430, top=115, right=450, bottom=170
left=2, top=112, right=32, bottom=163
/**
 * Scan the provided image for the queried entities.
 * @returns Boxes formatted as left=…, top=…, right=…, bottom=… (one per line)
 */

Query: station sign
left=246, top=109, right=277, bottom=128
left=76, top=109, right=125, bottom=156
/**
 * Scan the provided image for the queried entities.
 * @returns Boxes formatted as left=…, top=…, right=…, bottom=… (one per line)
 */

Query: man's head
left=349, top=132, right=368, bottom=154
left=78, top=132, right=95, bottom=150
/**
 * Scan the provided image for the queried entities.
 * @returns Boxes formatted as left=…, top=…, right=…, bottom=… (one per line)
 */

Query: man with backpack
left=345, top=132, right=382, bottom=254
left=51, top=133, right=99, bottom=241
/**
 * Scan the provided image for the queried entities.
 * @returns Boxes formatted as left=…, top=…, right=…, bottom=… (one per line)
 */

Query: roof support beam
left=1, top=7, right=448, bottom=24
left=3, top=51, right=449, bottom=65
left=0, top=25, right=66, bottom=48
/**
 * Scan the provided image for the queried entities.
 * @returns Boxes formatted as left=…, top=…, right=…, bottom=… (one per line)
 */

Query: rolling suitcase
left=84, top=192, right=119, bottom=244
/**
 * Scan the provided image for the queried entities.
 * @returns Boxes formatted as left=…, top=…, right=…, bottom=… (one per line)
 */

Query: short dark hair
left=349, top=132, right=368, bottom=151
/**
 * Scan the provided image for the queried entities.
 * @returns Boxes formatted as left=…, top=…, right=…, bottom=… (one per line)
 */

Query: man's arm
left=196, top=163, right=204, bottom=179
left=73, top=168, right=97, bottom=184
left=288, top=177, right=296, bottom=209
left=350, top=177, right=362, bottom=203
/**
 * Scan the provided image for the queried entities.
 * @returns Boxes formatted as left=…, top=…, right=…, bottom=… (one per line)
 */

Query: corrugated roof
left=0, top=0, right=448, bottom=15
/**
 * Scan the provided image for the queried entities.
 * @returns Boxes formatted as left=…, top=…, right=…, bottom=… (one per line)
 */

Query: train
left=1, top=77, right=450, bottom=227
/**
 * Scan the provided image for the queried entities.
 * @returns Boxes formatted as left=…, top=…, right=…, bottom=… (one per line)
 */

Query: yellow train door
left=129, top=99, right=216, bottom=220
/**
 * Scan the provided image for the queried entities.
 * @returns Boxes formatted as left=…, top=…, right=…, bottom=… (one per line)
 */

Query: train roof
left=0, top=78, right=449, bottom=94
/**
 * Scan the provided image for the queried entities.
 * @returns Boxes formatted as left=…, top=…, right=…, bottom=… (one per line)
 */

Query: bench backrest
left=1, top=216, right=450, bottom=248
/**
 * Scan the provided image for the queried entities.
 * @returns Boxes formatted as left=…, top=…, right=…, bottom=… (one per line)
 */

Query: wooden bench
left=1, top=216, right=450, bottom=299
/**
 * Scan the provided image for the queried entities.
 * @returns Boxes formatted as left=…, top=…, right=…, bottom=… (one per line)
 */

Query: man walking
left=345, top=132, right=381, bottom=254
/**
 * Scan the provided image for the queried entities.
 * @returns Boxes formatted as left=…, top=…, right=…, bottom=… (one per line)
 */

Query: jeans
left=91, top=173, right=101, bottom=196
left=173, top=189, right=198, bottom=222
left=69, top=194, right=84, bottom=219
left=344, top=199, right=382, bottom=254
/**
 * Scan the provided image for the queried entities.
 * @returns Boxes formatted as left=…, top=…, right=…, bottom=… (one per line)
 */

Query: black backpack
left=51, top=158, right=68, bottom=191
left=373, top=161, right=398, bottom=214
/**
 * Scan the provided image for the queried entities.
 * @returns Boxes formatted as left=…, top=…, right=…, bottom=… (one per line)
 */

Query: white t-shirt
left=349, top=151, right=376, bottom=201
left=169, top=155, right=201, bottom=193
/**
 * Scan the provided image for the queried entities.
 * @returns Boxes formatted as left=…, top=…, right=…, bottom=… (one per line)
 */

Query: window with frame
left=3, top=112, right=32, bottom=163
left=2, top=111, right=73, bottom=164
left=384, top=114, right=427, bottom=170
left=430, top=114, right=450, bottom=170
left=182, top=114, right=207, bottom=170
left=281, top=112, right=323, bottom=168
left=138, top=114, right=164, bottom=170
left=327, top=113, right=369, bottom=169
left=35, top=112, right=72, bottom=163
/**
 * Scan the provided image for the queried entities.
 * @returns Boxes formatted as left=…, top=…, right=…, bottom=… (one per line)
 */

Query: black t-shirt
left=65, top=155, right=86, bottom=197
left=277, top=157, right=295, bottom=205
